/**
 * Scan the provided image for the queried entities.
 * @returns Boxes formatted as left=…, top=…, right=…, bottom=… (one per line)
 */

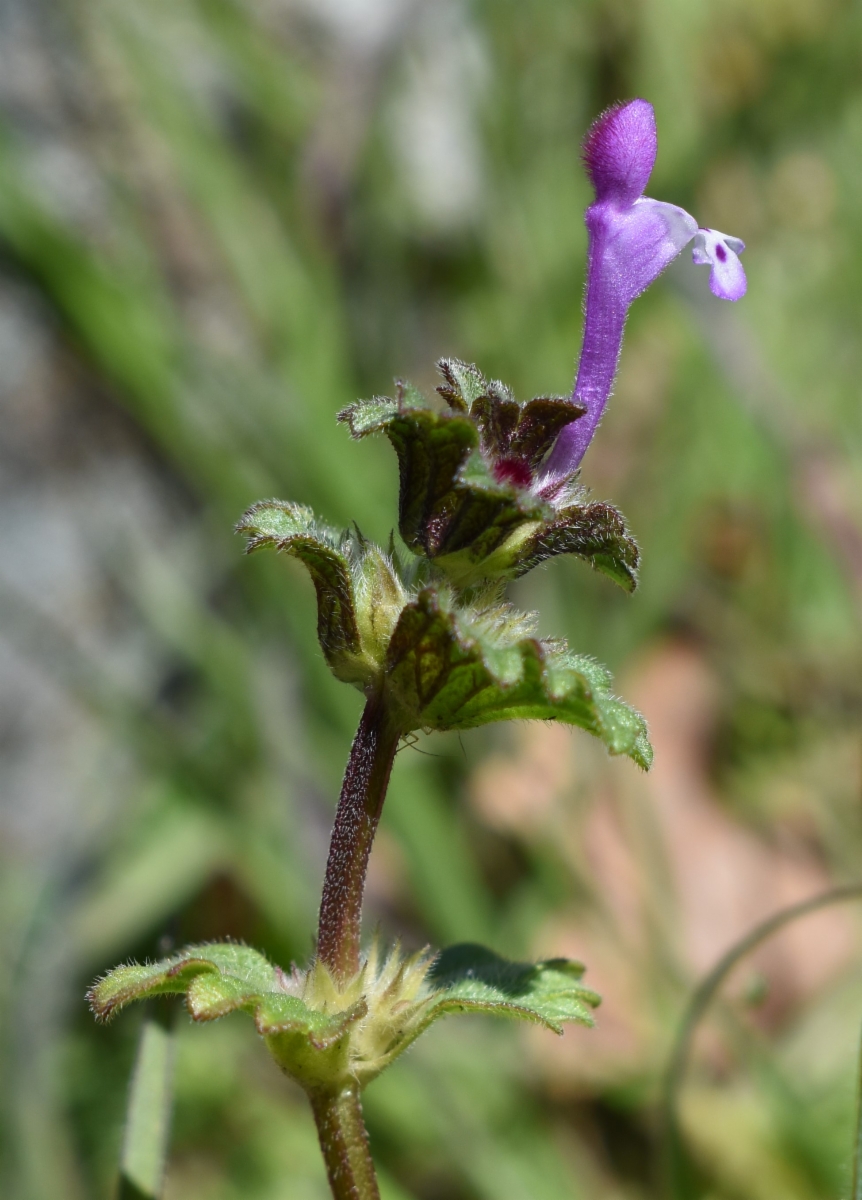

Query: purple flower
left=541, top=99, right=746, bottom=483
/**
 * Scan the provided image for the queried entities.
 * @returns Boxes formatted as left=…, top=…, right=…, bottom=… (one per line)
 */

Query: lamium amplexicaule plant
left=88, top=100, right=746, bottom=1199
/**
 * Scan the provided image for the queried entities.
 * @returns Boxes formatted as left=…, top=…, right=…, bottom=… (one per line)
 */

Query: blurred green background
left=2, top=0, right=862, bottom=1196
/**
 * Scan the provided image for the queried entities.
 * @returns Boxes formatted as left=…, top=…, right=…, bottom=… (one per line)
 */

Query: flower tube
left=541, top=99, right=746, bottom=482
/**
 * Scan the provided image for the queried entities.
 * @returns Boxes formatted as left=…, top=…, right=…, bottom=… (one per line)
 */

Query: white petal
left=635, top=198, right=699, bottom=253
left=692, top=228, right=747, bottom=301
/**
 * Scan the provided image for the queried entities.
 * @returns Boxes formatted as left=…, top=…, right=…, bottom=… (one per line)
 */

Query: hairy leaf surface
left=385, top=589, right=652, bottom=767
left=425, top=943, right=600, bottom=1034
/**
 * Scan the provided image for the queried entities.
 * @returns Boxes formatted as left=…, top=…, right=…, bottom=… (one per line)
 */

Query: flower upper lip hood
left=541, top=98, right=746, bottom=482
left=582, top=96, right=660, bottom=206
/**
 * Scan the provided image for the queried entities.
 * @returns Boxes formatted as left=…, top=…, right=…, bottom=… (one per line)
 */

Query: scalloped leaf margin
left=88, top=941, right=601, bottom=1088
left=424, top=942, right=600, bottom=1035
left=87, top=943, right=366, bottom=1048
left=384, top=589, right=653, bottom=768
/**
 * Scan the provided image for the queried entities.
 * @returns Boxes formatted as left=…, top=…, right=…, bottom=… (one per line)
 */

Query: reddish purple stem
left=316, top=694, right=401, bottom=984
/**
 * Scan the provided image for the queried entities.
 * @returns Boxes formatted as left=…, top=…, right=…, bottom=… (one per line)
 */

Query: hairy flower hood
left=542, top=99, right=746, bottom=482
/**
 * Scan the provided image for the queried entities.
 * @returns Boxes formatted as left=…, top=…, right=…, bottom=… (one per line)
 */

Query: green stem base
left=310, top=1088, right=381, bottom=1200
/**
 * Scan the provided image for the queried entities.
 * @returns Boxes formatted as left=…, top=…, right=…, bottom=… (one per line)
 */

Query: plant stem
left=316, top=693, right=401, bottom=983
left=852, top=1015, right=862, bottom=1200
left=661, top=882, right=862, bottom=1199
left=310, top=1087, right=380, bottom=1200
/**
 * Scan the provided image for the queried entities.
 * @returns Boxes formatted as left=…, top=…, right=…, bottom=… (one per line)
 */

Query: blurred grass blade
left=118, top=1003, right=176, bottom=1200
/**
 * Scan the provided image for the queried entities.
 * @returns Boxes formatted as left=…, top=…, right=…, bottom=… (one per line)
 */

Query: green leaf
left=470, top=389, right=521, bottom=456
left=235, top=500, right=370, bottom=684
left=341, top=395, right=487, bottom=553
left=424, top=943, right=601, bottom=1035
left=88, top=944, right=368, bottom=1092
left=235, top=499, right=319, bottom=548
left=384, top=405, right=480, bottom=554
left=337, top=394, right=399, bottom=435
left=235, top=498, right=648, bottom=759
left=435, top=357, right=489, bottom=410
left=90, top=940, right=601, bottom=1099
left=338, top=363, right=640, bottom=595
left=297, top=941, right=601, bottom=1076
left=341, top=368, right=556, bottom=564
left=510, top=396, right=587, bottom=468
left=436, top=359, right=585, bottom=467
left=384, top=589, right=652, bottom=767
left=89, top=942, right=361, bottom=1040
left=88, top=943, right=280, bottom=1022
left=440, top=449, right=548, bottom=561
left=341, top=393, right=549, bottom=563
left=521, top=501, right=640, bottom=592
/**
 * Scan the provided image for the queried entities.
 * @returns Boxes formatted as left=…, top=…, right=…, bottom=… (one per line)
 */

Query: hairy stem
left=310, top=1087, right=380, bottom=1200
left=316, top=694, right=401, bottom=983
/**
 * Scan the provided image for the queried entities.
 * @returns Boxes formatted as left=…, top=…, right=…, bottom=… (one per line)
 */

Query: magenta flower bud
left=541, top=100, right=747, bottom=483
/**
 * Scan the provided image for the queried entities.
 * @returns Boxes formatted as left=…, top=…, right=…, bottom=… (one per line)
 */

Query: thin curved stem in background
left=853, top=1013, right=862, bottom=1200
left=661, top=882, right=862, bottom=1200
